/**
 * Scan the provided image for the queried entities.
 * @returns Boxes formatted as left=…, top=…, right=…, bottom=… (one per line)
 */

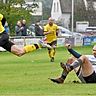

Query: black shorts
left=0, top=32, right=14, bottom=52
left=47, top=40, right=57, bottom=50
left=83, top=71, right=96, bottom=83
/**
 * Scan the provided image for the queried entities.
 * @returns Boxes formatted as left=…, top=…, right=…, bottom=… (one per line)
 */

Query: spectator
left=35, top=22, right=43, bottom=36
left=15, top=21, right=23, bottom=36
left=21, top=19, right=27, bottom=36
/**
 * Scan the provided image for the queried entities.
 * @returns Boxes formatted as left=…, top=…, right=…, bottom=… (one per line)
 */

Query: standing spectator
left=15, top=21, right=23, bottom=36
left=21, top=19, right=27, bottom=36
left=35, top=22, right=43, bottom=36
left=43, top=17, right=59, bottom=62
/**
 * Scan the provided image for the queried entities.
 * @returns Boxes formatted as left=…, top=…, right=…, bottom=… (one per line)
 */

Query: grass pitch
left=0, top=46, right=96, bottom=96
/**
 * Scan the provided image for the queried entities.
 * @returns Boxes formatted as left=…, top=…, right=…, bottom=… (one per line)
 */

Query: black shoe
left=49, top=77, right=64, bottom=84
left=50, top=57, right=54, bottom=62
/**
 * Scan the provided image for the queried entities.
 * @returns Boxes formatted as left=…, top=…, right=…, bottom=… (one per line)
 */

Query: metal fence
left=1, top=35, right=96, bottom=51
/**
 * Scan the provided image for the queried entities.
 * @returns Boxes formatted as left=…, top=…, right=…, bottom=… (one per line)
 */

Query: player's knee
left=80, top=55, right=88, bottom=61
left=11, top=45, right=25, bottom=57
left=17, top=49, right=25, bottom=57
left=52, top=45, right=56, bottom=48
left=67, top=57, right=76, bottom=64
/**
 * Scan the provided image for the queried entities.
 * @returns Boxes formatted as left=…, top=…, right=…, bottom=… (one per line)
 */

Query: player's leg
left=10, top=43, right=40, bottom=56
left=3, top=37, right=41, bottom=57
left=23, top=39, right=52, bottom=54
left=49, top=40, right=57, bottom=62
left=61, top=55, right=94, bottom=77
left=2, top=37, right=51, bottom=57
left=47, top=48, right=55, bottom=61
left=39, top=39, right=52, bottom=49
left=79, top=55, right=94, bottom=77
left=50, top=57, right=76, bottom=84
left=11, top=41, right=52, bottom=57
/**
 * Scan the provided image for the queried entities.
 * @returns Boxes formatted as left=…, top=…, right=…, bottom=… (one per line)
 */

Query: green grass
left=0, top=46, right=95, bottom=96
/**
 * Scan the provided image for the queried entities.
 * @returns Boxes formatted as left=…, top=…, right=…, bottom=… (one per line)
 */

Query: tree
left=0, top=0, right=38, bottom=35
left=74, top=1, right=96, bottom=27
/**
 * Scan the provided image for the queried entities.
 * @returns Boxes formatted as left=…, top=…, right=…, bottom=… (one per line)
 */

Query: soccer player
left=43, top=17, right=59, bottom=62
left=49, top=44, right=96, bottom=83
left=0, top=13, right=52, bottom=57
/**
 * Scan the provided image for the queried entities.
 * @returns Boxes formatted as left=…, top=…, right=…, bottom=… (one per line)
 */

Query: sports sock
left=24, top=44, right=40, bottom=53
left=53, top=48, right=56, bottom=57
left=61, top=69, right=68, bottom=79
left=48, top=50, right=51, bottom=58
left=70, top=59, right=83, bottom=70
left=50, top=48, right=55, bottom=58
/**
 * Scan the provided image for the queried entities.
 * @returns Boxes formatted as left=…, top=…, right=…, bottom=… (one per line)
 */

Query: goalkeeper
left=0, top=13, right=51, bottom=57
left=50, top=44, right=96, bottom=83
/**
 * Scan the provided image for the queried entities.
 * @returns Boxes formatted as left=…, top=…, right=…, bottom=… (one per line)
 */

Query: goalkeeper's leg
left=11, top=40, right=52, bottom=57
left=11, top=44, right=41, bottom=56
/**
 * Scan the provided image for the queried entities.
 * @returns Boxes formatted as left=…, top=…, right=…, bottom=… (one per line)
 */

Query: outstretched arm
left=65, top=44, right=81, bottom=58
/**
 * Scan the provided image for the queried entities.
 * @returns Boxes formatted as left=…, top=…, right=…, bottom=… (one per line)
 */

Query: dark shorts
left=0, top=32, right=14, bottom=52
left=83, top=71, right=96, bottom=83
left=47, top=40, right=57, bottom=50
left=47, top=40, right=57, bottom=46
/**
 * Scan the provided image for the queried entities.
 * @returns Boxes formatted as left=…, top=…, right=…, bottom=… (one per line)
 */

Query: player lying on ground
left=0, top=13, right=52, bottom=57
left=49, top=44, right=96, bottom=83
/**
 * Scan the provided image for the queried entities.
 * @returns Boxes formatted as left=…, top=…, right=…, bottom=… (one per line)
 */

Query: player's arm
left=65, top=44, right=81, bottom=58
left=44, top=31, right=51, bottom=35
left=43, top=26, right=51, bottom=35
left=56, top=25, right=59, bottom=36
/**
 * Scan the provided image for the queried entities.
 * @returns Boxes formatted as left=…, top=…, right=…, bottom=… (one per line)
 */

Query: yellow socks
left=49, top=48, right=55, bottom=58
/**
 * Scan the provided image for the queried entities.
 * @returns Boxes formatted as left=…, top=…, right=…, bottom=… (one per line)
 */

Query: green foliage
left=74, top=2, right=96, bottom=27
left=8, top=0, right=25, bottom=4
left=0, top=7, right=32, bottom=35
left=0, top=1, right=34, bottom=35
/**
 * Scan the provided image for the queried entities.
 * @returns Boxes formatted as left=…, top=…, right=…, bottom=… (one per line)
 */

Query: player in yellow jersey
left=0, top=13, right=51, bottom=57
left=44, top=17, right=59, bottom=62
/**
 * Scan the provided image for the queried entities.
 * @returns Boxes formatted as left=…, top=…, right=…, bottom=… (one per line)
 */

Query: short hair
left=22, top=19, right=26, bottom=23
left=48, top=17, right=54, bottom=21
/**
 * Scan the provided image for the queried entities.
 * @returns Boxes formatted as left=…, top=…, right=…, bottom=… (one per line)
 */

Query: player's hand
left=44, top=31, right=51, bottom=35
left=48, top=31, right=52, bottom=34
left=65, top=43, right=72, bottom=49
left=20, top=27, right=24, bottom=30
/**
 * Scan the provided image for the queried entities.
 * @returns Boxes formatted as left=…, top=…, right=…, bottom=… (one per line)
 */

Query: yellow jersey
left=44, top=24, right=59, bottom=43
left=0, top=14, right=5, bottom=33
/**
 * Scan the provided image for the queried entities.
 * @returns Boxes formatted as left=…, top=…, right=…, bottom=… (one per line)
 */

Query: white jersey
left=86, top=55, right=96, bottom=64
left=76, top=55, right=96, bottom=83
left=85, top=55, right=96, bottom=72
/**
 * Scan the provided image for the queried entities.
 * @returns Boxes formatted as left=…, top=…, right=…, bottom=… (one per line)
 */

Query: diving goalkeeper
left=0, top=13, right=52, bottom=57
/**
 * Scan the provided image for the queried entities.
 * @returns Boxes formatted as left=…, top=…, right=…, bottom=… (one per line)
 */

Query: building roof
left=60, top=0, right=85, bottom=13
left=60, top=0, right=71, bottom=13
